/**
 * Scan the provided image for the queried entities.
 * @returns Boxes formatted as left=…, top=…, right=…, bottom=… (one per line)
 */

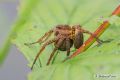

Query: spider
left=25, top=25, right=103, bottom=70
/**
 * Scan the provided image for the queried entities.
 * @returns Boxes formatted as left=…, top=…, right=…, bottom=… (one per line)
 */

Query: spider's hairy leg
left=46, top=48, right=57, bottom=65
left=46, top=47, right=57, bottom=65
left=25, top=29, right=53, bottom=45
left=73, top=25, right=102, bottom=44
left=31, top=39, right=55, bottom=70
left=82, top=29, right=112, bottom=45
left=78, top=27, right=103, bottom=44
left=66, top=38, right=71, bottom=56
left=46, top=38, right=65, bottom=65
left=51, top=51, right=59, bottom=64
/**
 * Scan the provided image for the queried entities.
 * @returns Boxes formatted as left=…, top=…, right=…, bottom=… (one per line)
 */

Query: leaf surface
left=12, top=0, right=120, bottom=80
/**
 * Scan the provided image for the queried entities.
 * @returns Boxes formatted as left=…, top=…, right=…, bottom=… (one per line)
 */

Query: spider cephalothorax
left=25, top=25, right=102, bottom=69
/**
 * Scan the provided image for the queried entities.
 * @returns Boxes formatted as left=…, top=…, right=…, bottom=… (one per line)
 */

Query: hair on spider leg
left=93, top=39, right=114, bottom=47
left=51, top=50, right=59, bottom=64
left=51, top=49, right=75, bottom=65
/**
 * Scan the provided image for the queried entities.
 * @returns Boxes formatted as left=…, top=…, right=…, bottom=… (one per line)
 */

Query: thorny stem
left=66, top=5, right=120, bottom=60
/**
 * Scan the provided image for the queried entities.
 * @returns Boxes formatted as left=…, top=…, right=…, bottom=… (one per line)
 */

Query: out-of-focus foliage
left=0, top=7, right=11, bottom=63
left=0, top=0, right=37, bottom=63
left=3, top=0, right=120, bottom=80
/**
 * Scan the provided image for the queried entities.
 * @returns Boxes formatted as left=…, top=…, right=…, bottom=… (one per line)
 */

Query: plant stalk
left=68, top=5, right=120, bottom=59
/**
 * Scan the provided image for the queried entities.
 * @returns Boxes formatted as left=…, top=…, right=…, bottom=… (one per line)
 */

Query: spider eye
left=72, top=25, right=82, bottom=29
left=64, top=25, right=69, bottom=27
left=56, top=25, right=62, bottom=29
left=55, top=31, right=59, bottom=36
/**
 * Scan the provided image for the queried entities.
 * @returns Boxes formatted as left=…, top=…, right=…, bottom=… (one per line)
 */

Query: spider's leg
left=46, top=38, right=65, bottom=65
left=72, top=25, right=103, bottom=44
left=31, top=39, right=55, bottom=70
left=51, top=51, right=59, bottom=64
left=42, top=31, right=53, bottom=43
left=82, top=29, right=113, bottom=46
left=46, top=48, right=57, bottom=65
left=67, top=49, right=70, bottom=56
left=80, top=28, right=103, bottom=44
left=25, top=29, right=53, bottom=45
left=66, top=38, right=71, bottom=56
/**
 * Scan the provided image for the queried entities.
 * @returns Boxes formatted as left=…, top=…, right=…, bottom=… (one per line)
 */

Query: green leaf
left=28, top=39, right=120, bottom=80
left=12, top=0, right=120, bottom=80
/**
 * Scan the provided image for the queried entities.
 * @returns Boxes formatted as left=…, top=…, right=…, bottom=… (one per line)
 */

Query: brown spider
left=25, top=25, right=102, bottom=70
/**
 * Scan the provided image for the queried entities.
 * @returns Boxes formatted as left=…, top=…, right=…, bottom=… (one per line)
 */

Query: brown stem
left=68, top=5, right=120, bottom=59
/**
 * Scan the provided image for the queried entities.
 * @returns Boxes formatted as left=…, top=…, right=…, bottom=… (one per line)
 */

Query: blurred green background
left=0, top=0, right=30, bottom=80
